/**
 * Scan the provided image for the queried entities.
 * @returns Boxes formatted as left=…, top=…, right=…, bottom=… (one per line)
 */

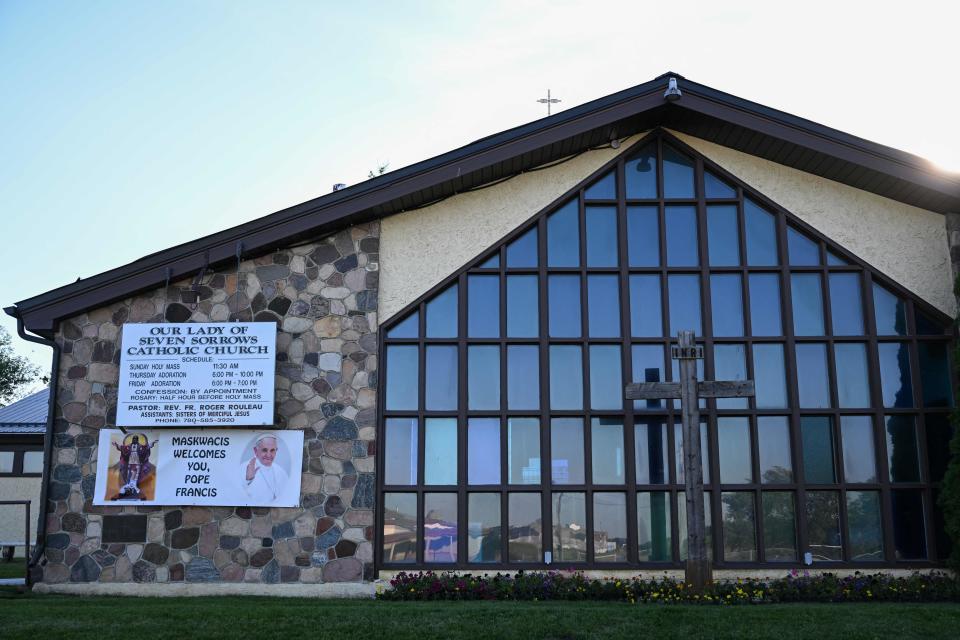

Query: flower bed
left=377, top=570, right=960, bottom=604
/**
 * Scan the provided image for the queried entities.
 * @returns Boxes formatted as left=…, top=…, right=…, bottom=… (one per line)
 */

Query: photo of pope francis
left=240, top=433, right=289, bottom=503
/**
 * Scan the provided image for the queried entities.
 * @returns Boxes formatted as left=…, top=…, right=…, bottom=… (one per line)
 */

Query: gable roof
left=0, top=388, right=49, bottom=434
left=8, top=72, right=960, bottom=338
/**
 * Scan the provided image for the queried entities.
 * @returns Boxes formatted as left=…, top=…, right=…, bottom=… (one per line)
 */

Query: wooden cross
left=625, top=330, right=755, bottom=591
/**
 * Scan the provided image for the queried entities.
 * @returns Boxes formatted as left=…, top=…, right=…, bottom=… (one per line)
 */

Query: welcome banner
left=93, top=429, right=303, bottom=507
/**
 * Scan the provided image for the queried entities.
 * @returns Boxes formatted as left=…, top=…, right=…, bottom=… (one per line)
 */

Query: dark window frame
left=0, top=442, right=44, bottom=477
left=375, top=129, right=955, bottom=573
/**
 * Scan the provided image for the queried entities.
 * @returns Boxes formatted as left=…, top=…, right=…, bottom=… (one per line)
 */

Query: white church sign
left=117, top=322, right=277, bottom=427
left=92, top=429, right=303, bottom=507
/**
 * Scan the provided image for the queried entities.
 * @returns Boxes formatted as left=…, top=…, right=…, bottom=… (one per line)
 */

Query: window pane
left=385, top=417, right=418, bottom=485
left=386, top=345, right=418, bottom=410
left=762, top=492, right=797, bottom=561
left=632, top=345, right=666, bottom=410
left=801, top=416, right=835, bottom=484
left=805, top=491, right=842, bottom=561
left=847, top=491, right=884, bottom=562
left=508, top=418, right=541, bottom=484
left=707, top=204, right=740, bottom=266
left=549, top=275, right=581, bottom=338
left=748, top=274, right=782, bottom=336
left=718, top=417, right=752, bottom=484
left=885, top=415, right=920, bottom=482
left=552, top=492, right=587, bottom=562
left=507, top=275, right=539, bottom=338
left=891, top=490, right=927, bottom=560
left=744, top=198, right=778, bottom=266
left=584, top=170, right=616, bottom=200
left=591, top=418, right=625, bottom=484
left=753, top=344, right=787, bottom=408
left=704, top=171, right=735, bottom=198
left=665, top=205, right=698, bottom=266
left=382, top=493, right=417, bottom=563
left=835, top=343, right=870, bottom=408
left=468, top=493, right=501, bottom=563
left=840, top=416, right=877, bottom=483
left=668, top=275, right=701, bottom=335
left=635, top=418, right=668, bottom=484
left=468, top=346, right=500, bottom=410
left=710, top=274, right=744, bottom=337
left=675, top=421, right=710, bottom=483
left=547, top=199, right=580, bottom=267
left=678, top=492, right=713, bottom=561
left=387, top=311, right=418, bottom=338
left=787, top=228, right=819, bottom=265
left=625, top=146, right=657, bottom=198
left=507, top=345, right=539, bottom=410
left=551, top=418, right=585, bottom=484
left=468, top=275, right=499, bottom=338
left=796, top=343, right=831, bottom=408
left=829, top=273, right=864, bottom=335
left=874, top=283, right=907, bottom=335
left=424, top=493, right=457, bottom=563
left=593, top=493, right=628, bottom=562
left=424, top=418, right=457, bottom=485
left=587, top=275, right=621, bottom=337
left=589, top=345, right=622, bottom=410
left=468, top=418, right=500, bottom=485
left=0, top=451, right=14, bottom=474
left=627, top=206, right=659, bottom=267
left=918, top=342, right=953, bottom=407
left=426, top=284, right=458, bottom=338
left=638, top=492, right=672, bottom=562
left=425, top=345, right=457, bottom=410
left=934, top=489, right=952, bottom=561
left=915, top=310, right=946, bottom=336
left=714, top=344, right=748, bottom=409
left=662, top=145, right=695, bottom=198
left=478, top=253, right=499, bottom=269
left=878, top=342, right=914, bottom=408
left=506, top=227, right=538, bottom=268
left=508, top=493, right=542, bottom=562
left=791, top=274, right=825, bottom=336
left=586, top=206, right=618, bottom=267
left=722, top=491, right=757, bottom=561
left=758, top=416, right=793, bottom=484
left=630, top=275, right=662, bottom=337
left=549, top=345, right=583, bottom=410
left=925, top=414, right=954, bottom=482
left=22, top=451, right=43, bottom=474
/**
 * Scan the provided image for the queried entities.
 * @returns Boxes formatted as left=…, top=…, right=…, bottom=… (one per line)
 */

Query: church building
left=6, top=73, right=959, bottom=594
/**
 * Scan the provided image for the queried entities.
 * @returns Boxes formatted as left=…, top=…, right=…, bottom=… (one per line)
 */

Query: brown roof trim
left=10, top=72, right=960, bottom=337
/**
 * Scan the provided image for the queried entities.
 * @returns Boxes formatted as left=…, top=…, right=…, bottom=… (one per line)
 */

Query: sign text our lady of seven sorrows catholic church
left=116, top=322, right=277, bottom=427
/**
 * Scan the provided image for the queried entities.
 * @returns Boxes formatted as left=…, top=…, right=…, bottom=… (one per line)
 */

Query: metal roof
left=7, top=72, right=960, bottom=337
left=0, top=389, right=48, bottom=434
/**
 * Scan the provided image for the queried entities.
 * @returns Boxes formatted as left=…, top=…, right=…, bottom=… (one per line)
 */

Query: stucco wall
left=379, top=133, right=647, bottom=323
left=41, top=223, right=379, bottom=585
left=671, top=131, right=955, bottom=317
left=380, top=130, right=954, bottom=323
left=0, top=477, right=41, bottom=546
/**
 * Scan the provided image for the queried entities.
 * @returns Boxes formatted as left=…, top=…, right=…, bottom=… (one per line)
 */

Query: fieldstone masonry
left=39, top=222, right=380, bottom=585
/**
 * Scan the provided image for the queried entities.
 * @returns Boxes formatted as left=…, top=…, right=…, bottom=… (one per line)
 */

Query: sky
left=1, top=0, right=958, bottom=388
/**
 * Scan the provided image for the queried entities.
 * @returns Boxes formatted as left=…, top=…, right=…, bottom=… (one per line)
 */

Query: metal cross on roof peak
left=536, top=89, right=561, bottom=116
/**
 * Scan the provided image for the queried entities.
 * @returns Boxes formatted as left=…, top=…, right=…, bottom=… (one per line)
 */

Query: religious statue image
left=106, top=432, right=159, bottom=501
left=239, top=433, right=289, bottom=503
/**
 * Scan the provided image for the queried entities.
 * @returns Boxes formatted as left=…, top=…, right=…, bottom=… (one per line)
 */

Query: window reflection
left=547, top=199, right=580, bottom=267
left=589, top=345, right=622, bottom=410
left=508, top=494, right=542, bottom=562
left=635, top=418, right=668, bottom=485
left=587, top=275, right=620, bottom=337
left=718, top=417, right=752, bottom=484
left=805, top=491, right=842, bottom=561
left=632, top=345, right=666, bottom=410
left=847, top=491, right=883, bottom=561
left=549, top=345, right=583, bottom=410
left=840, top=416, right=877, bottom=484
left=468, top=493, right=501, bottom=563
left=468, top=418, right=500, bottom=485
left=625, top=146, right=657, bottom=199
left=787, top=227, right=819, bottom=265
left=885, top=415, right=920, bottom=483
left=506, top=227, right=538, bottom=268
left=722, top=491, right=757, bottom=561
left=835, top=343, right=870, bottom=408
left=425, top=345, right=457, bottom=411
left=468, top=345, right=500, bottom=410
left=753, top=344, right=787, bottom=408
left=665, top=205, right=698, bottom=266
left=707, top=204, right=740, bottom=266
left=638, top=492, right=672, bottom=561
left=385, top=417, right=418, bottom=485
left=796, top=343, right=830, bottom=408
left=878, top=342, right=913, bottom=408
left=552, top=492, right=586, bottom=561
left=710, top=275, right=744, bottom=337
left=382, top=493, right=417, bottom=563
left=668, top=274, right=701, bottom=335
left=508, top=418, right=541, bottom=485
left=468, top=275, right=499, bottom=338
left=551, top=418, right=585, bottom=484
left=507, top=345, right=539, bottom=410
left=592, top=418, right=625, bottom=484
left=662, top=145, right=695, bottom=198
left=630, top=275, right=662, bottom=337
left=426, top=284, right=458, bottom=338
left=586, top=206, right=618, bottom=267
left=507, top=275, right=539, bottom=338
left=386, top=345, right=418, bottom=411
left=424, top=418, right=457, bottom=485
left=424, top=493, right=458, bottom=563
left=873, top=284, right=907, bottom=336
left=593, top=493, right=628, bottom=562
left=829, top=274, right=864, bottom=335
left=762, top=492, right=797, bottom=561
left=758, top=416, right=793, bottom=484
left=549, top=275, right=581, bottom=338
left=918, top=342, right=952, bottom=407
left=748, top=274, right=782, bottom=336
left=584, top=170, right=617, bottom=200
left=791, top=274, right=825, bottom=336
left=891, top=490, right=926, bottom=560
left=801, top=417, right=835, bottom=484
left=627, top=206, right=659, bottom=266
left=744, top=198, right=777, bottom=265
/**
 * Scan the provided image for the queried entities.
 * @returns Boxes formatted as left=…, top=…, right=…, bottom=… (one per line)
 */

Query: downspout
left=4, top=306, right=60, bottom=586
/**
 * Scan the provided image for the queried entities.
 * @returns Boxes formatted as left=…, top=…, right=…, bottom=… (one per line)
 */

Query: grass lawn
left=0, top=594, right=959, bottom=639
left=0, top=558, right=26, bottom=580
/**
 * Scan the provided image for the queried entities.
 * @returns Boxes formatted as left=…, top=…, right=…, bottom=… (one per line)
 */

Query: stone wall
left=40, top=222, right=380, bottom=585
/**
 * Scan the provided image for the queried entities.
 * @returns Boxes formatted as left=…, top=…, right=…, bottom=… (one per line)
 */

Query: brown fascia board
left=10, top=73, right=960, bottom=337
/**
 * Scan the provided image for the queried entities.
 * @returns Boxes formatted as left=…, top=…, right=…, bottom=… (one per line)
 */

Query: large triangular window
left=378, top=131, right=954, bottom=570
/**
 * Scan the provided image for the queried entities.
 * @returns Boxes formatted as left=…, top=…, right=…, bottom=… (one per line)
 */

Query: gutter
left=4, top=305, right=59, bottom=587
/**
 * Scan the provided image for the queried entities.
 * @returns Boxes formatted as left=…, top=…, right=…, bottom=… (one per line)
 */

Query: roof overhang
left=9, top=72, right=960, bottom=337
